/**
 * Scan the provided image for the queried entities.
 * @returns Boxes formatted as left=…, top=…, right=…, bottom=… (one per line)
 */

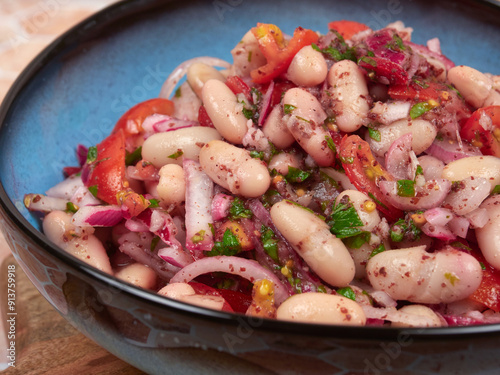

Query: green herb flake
left=148, top=198, right=160, bottom=208
left=284, top=104, right=297, bottom=115
left=229, top=197, right=252, bottom=220
left=327, top=198, right=365, bottom=239
left=415, top=165, right=424, bottom=177
left=337, top=286, right=356, bottom=301
left=316, top=285, right=327, bottom=293
left=492, top=185, right=500, bottom=195
left=343, top=232, right=371, bottom=249
left=370, top=243, right=386, bottom=258
left=150, top=236, right=161, bottom=252
left=340, top=156, right=354, bottom=164
left=174, top=87, right=182, bottom=98
left=65, top=202, right=79, bottom=213
left=285, top=166, right=311, bottom=184
left=261, top=225, right=280, bottom=263
left=86, top=146, right=98, bottom=163
left=390, top=217, right=422, bottom=243
left=125, top=146, right=142, bottom=166
left=444, top=272, right=460, bottom=286
left=249, top=150, right=265, bottom=160
left=359, top=56, right=377, bottom=67
left=88, top=185, right=98, bottom=198
left=368, top=127, right=381, bottom=142
left=325, top=135, right=337, bottom=153
left=396, top=179, right=416, bottom=197
left=168, top=149, right=184, bottom=159
left=410, top=102, right=433, bottom=119
left=207, top=228, right=241, bottom=256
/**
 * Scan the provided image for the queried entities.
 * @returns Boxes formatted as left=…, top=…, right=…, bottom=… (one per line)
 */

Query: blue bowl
left=1, top=0, right=500, bottom=373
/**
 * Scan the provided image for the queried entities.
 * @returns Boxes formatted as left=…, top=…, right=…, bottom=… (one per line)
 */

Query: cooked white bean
left=391, top=305, right=443, bottom=328
left=276, top=292, right=366, bottom=325
left=142, top=126, right=221, bottom=168
left=115, top=263, right=157, bottom=289
left=327, top=60, right=369, bottom=132
left=368, top=118, right=437, bottom=157
left=441, top=155, right=500, bottom=193
left=447, top=65, right=492, bottom=108
left=157, top=164, right=186, bottom=207
left=199, top=140, right=271, bottom=198
left=262, top=105, right=296, bottom=149
left=270, top=200, right=355, bottom=287
left=187, top=62, right=225, bottom=98
left=320, top=167, right=357, bottom=191
left=158, top=282, right=226, bottom=310
left=336, top=190, right=381, bottom=232
left=268, top=152, right=301, bottom=176
left=283, top=88, right=334, bottom=167
left=348, top=242, right=373, bottom=279
left=475, top=195, right=500, bottom=270
left=287, top=45, right=328, bottom=87
left=201, top=79, right=248, bottom=144
left=366, top=246, right=482, bottom=304
left=417, top=155, right=445, bottom=180
left=43, top=210, right=113, bottom=275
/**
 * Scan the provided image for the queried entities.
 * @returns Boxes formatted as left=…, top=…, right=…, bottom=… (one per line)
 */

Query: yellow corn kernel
left=296, top=188, right=305, bottom=197
left=281, top=266, right=291, bottom=277
left=272, top=175, right=284, bottom=185
left=258, top=279, right=272, bottom=296
left=411, top=213, right=426, bottom=225
left=427, top=99, right=439, bottom=108
left=363, top=200, right=376, bottom=212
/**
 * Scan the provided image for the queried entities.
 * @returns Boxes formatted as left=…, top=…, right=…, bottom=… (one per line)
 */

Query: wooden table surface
left=0, top=1, right=144, bottom=373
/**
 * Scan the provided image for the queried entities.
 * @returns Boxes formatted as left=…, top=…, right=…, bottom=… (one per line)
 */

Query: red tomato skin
left=338, top=135, right=403, bottom=222
left=388, top=81, right=450, bottom=101
left=86, top=129, right=126, bottom=205
left=225, top=75, right=252, bottom=102
left=328, top=20, right=369, bottom=40
left=460, top=106, right=500, bottom=157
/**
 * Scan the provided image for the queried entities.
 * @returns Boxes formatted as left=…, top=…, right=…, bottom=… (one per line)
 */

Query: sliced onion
left=76, top=144, right=88, bottom=166
left=407, top=41, right=455, bottom=71
left=135, top=208, right=183, bottom=249
left=45, top=174, right=84, bottom=199
left=257, top=80, right=274, bottom=127
left=370, top=100, right=410, bottom=125
left=425, top=138, right=482, bottom=164
left=142, top=114, right=198, bottom=139
left=417, top=155, right=445, bottom=180
left=465, top=207, right=489, bottom=229
left=70, top=186, right=101, bottom=207
left=424, top=207, right=454, bottom=226
left=157, top=246, right=194, bottom=268
left=71, top=205, right=123, bottom=227
left=159, top=57, right=231, bottom=99
left=385, top=132, right=413, bottom=180
left=442, top=177, right=490, bottom=216
left=211, top=193, right=233, bottom=221
left=24, top=194, right=68, bottom=212
left=369, top=290, right=397, bottom=308
left=184, top=159, right=214, bottom=251
left=448, top=216, right=470, bottom=238
left=170, top=256, right=290, bottom=305
left=379, top=179, right=451, bottom=211
left=421, top=222, right=456, bottom=241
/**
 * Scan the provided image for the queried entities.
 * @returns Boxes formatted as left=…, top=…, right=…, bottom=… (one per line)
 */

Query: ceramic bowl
left=1, top=0, right=500, bottom=373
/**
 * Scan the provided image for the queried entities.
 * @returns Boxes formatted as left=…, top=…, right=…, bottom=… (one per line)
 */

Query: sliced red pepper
left=251, top=23, right=319, bottom=84
left=460, top=106, right=500, bottom=157
left=111, top=98, right=175, bottom=138
left=86, top=129, right=126, bottom=205
left=328, top=20, right=369, bottom=40
left=338, top=135, right=403, bottom=222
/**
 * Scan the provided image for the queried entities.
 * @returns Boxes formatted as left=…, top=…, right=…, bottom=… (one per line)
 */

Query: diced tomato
left=188, top=282, right=251, bottom=313
left=111, top=98, right=175, bottom=138
left=358, top=56, right=408, bottom=85
left=269, top=80, right=296, bottom=106
left=251, top=23, right=319, bottom=84
left=338, top=135, right=403, bottom=222
left=328, top=20, right=369, bottom=40
left=460, top=106, right=500, bottom=157
left=197, top=105, right=215, bottom=127
left=388, top=81, right=451, bottom=101
left=63, top=166, right=81, bottom=177
left=86, top=129, right=126, bottom=205
left=225, top=75, right=252, bottom=102
left=118, top=189, right=150, bottom=219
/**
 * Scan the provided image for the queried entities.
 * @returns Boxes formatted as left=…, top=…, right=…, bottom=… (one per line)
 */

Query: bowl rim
left=1, top=0, right=500, bottom=342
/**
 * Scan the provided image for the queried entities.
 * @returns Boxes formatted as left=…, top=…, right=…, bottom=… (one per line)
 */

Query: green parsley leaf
left=325, top=135, right=337, bottom=153
left=370, top=243, right=386, bottom=258
left=168, top=149, right=184, bottom=159
left=229, top=197, right=252, bottom=220
left=492, top=185, right=500, bottom=195
left=327, top=198, right=365, bottom=239
left=410, top=102, right=433, bottom=119
left=150, top=236, right=161, bottom=252
left=87, top=146, right=98, bottom=163
left=415, top=165, right=424, bottom=177
left=65, top=202, right=79, bottom=213
left=261, top=225, right=280, bottom=263
left=285, top=166, right=311, bottom=184
left=249, top=150, right=265, bottom=160
left=284, top=104, right=297, bottom=115
left=125, top=146, right=142, bottom=166
left=207, top=229, right=241, bottom=256
left=390, top=217, right=422, bottom=242
left=396, top=179, right=416, bottom=197
left=337, top=286, right=356, bottom=301
left=368, top=127, right=381, bottom=142
left=343, top=231, right=371, bottom=249
left=359, top=56, right=377, bottom=67
left=174, top=87, right=182, bottom=98
left=148, top=199, right=160, bottom=208
left=88, top=185, right=98, bottom=197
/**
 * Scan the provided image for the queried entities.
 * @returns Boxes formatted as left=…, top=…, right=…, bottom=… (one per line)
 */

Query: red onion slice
left=448, top=216, right=470, bottom=238
left=379, top=179, right=451, bottom=211
left=45, top=174, right=84, bottom=200
left=385, top=133, right=413, bottom=180
left=257, top=80, right=274, bottom=127
left=424, top=207, right=454, bottom=227
left=70, top=186, right=101, bottom=207
left=142, top=114, right=198, bottom=139
left=442, top=177, right=490, bottom=216
left=157, top=247, right=194, bottom=268
left=184, top=159, right=214, bottom=251
left=465, top=207, right=489, bottom=229
left=170, top=256, right=290, bottom=305
left=211, top=193, right=233, bottom=221
left=425, top=138, right=482, bottom=164
left=24, top=194, right=68, bottom=212
left=71, top=205, right=124, bottom=227
left=421, top=222, right=456, bottom=241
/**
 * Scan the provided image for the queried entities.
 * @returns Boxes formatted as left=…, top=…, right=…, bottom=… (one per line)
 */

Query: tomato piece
left=388, top=81, right=451, bottom=101
left=86, top=129, right=126, bottom=205
left=225, top=75, right=252, bottom=102
left=251, top=23, right=319, bottom=84
left=328, top=20, right=369, bottom=40
left=188, top=282, right=235, bottom=312
left=338, top=135, right=403, bottom=222
left=358, top=56, right=408, bottom=85
left=460, top=106, right=500, bottom=157
left=197, top=105, right=215, bottom=127
left=63, top=166, right=81, bottom=177
left=217, top=289, right=253, bottom=314
left=269, top=80, right=296, bottom=106
left=111, top=98, right=175, bottom=138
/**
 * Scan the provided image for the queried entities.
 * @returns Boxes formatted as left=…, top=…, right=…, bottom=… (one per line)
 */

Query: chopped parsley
left=368, top=127, right=381, bottom=142
left=327, top=197, right=366, bottom=239
left=150, top=236, right=161, bottom=251
left=396, top=179, right=416, bottom=197
left=390, top=216, right=422, bottom=242
left=148, top=198, right=160, bottom=208
left=285, top=166, right=311, bottom=184
left=337, top=286, right=356, bottom=301
left=260, top=225, right=280, bottom=263
left=88, top=185, right=98, bottom=197
left=168, top=149, right=184, bottom=159
left=325, top=135, right=337, bottom=153
left=207, top=228, right=241, bottom=256
left=86, top=146, right=98, bottom=163
left=174, top=87, right=182, bottom=98
left=65, top=202, right=79, bottom=213
left=284, top=104, right=297, bottom=114
left=410, top=102, right=434, bottom=119
left=492, top=185, right=500, bottom=195
left=249, top=150, right=265, bottom=160
left=228, top=197, right=252, bottom=220
left=125, top=146, right=142, bottom=165
left=359, top=56, right=377, bottom=67
left=369, top=243, right=386, bottom=258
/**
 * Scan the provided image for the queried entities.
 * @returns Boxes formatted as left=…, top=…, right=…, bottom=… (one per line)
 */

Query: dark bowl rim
left=1, top=0, right=500, bottom=342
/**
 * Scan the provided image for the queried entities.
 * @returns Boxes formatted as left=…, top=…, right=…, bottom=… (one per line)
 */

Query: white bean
left=158, top=282, right=226, bottom=311
left=366, top=246, right=482, bottom=304
left=187, top=62, right=226, bottom=98
left=475, top=195, right=500, bottom=270
left=157, top=164, right=186, bottom=207
left=262, top=105, right=296, bottom=149
left=283, top=88, right=334, bottom=167
left=199, top=140, right=271, bottom=198
left=348, top=242, right=374, bottom=279
left=442, top=176, right=490, bottom=215
left=391, top=305, right=443, bottom=328
left=417, top=155, right=445, bottom=180
left=336, top=190, right=381, bottom=232
left=368, top=118, right=437, bottom=157
left=276, top=292, right=366, bottom=325
left=43, top=211, right=112, bottom=275
left=441, top=155, right=500, bottom=193
left=320, top=167, right=357, bottom=191
left=327, top=60, right=369, bottom=132
left=142, top=126, right=221, bottom=168
left=447, top=65, right=492, bottom=108
left=287, top=45, right=328, bottom=87
left=268, top=152, right=301, bottom=176
left=114, top=263, right=157, bottom=289
left=201, top=79, right=248, bottom=144
left=270, top=200, right=355, bottom=287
